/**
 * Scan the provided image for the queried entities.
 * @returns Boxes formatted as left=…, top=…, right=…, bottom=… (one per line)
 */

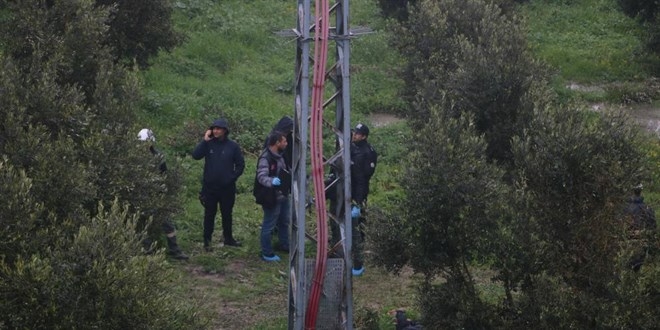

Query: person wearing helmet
left=192, top=119, right=245, bottom=251
left=137, top=128, right=189, bottom=260
left=348, top=123, right=377, bottom=276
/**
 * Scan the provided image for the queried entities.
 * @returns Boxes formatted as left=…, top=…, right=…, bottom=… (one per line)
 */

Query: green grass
left=522, top=0, right=651, bottom=84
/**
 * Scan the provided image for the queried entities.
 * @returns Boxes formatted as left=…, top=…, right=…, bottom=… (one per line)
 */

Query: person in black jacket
left=349, top=123, right=377, bottom=276
left=192, top=119, right=245, bottom=251
left=255, top=131, right=291, bottom=261
left=138, top=128, right=189, bottom=260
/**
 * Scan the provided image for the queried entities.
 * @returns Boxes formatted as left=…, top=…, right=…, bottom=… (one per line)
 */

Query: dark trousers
left=202, top=185, right=236, bottom=244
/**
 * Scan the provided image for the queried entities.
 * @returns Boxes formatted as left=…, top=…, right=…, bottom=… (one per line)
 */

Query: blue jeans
left=260, top=197, right=290, bottom=256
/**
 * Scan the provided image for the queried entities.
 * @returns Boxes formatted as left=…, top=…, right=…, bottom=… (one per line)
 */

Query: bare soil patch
left=368, top=112, right=404, bottom=128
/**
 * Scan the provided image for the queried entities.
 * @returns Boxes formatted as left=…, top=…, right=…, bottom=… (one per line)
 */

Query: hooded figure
left=192, top=118, right=246, bottom=250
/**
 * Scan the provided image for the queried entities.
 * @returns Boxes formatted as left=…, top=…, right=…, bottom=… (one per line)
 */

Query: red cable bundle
left=304, top=0, right=330, bottom=328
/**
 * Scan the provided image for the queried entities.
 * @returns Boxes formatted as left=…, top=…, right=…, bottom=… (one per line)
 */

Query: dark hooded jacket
left=192, top=119, right=245, bottom=191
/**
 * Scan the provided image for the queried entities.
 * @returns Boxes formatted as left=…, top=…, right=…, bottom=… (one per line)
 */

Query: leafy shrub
left=0, top=201, right=204, bottom=329
left=604, top=78, right=660, bottom=104
left=617, top=0, right=660, bottom=61
left=0, top=1, right=198, bottom=326
left=617, top=0, right=658, bottom=22
left=96, top=0, right=182, bottom=68
left=393, top=0, right=549, bottom=163
left=503, top=105, right=658, bottom=327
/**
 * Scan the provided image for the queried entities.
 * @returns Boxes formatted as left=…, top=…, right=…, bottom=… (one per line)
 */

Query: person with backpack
left=137, top=128, right=189, bottom=260
left=254, top=131, right=291, bottom=262
left=349, top=123, right=377, bottom=276
left=192, top=119, right=245, bottom=251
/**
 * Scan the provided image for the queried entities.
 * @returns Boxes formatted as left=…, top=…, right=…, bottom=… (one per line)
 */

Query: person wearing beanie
left=192, top=119, right=245, bottom=251
left=137, top=128, right=189, bottom=260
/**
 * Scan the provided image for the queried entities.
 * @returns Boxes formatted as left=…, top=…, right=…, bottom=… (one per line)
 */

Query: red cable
left=304, top=0, right=330, bottom=328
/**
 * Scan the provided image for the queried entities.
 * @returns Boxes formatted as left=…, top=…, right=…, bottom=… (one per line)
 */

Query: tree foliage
left=0, top=201, right=200, bottom=329
left=617, top=0, right=660, bottom=57
left=369, top=102, right=509, bottom=328
left=502, top=104, right=658, bottom=328
left=95, top=0, right=181, bottom=68
left=0, top=1, right=198, bottom=327
left=393, top=0, right=548, bottom=164
left=371, top=0, right=660, bottom=328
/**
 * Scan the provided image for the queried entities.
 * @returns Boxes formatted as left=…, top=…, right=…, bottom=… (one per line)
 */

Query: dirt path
left=367, top=112, right=404, bottom=128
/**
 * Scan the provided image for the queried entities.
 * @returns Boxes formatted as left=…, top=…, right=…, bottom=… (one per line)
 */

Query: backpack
left=252, top=150, right=277, bottom=208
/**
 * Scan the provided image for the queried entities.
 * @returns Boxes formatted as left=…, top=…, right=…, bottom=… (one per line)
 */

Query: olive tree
left=393, top=0, right=547, bottom=164
left=0, top=1, right=199, bottom=327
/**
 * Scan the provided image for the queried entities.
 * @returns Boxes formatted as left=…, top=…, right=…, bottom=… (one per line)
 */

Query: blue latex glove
left=272, top=177, right=281, bottom=186
left=351, top=205, right=361, bottom=218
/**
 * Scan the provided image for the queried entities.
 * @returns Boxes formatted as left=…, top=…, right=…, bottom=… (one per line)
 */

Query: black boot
left=166, top=236, right=189, bottom=260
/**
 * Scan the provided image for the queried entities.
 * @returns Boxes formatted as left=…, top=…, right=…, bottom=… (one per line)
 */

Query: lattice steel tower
left=283, top=0, right=370, bottom=329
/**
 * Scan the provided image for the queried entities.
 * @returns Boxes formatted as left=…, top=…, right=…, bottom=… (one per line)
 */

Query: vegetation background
left=1, top=0, right=659, bottom=329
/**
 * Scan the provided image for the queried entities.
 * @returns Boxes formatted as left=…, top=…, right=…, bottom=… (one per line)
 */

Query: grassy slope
left=138, top=0, right=656, bottom=328
left=523, top=0, right=649, bottom=83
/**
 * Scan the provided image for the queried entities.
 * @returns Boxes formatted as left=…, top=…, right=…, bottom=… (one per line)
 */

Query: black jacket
left=192, top=135, right=245, bottom=191
left=351, top=139, right=377, bottom=205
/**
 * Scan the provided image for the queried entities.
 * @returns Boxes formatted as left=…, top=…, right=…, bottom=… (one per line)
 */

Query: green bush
left=503, top=105, right=658, bottom=327
left=393, top=0, right=549, bottom=163
left=0, top=1, right=199, bottom=326
left=96, top=0, right=181, bottom=68
left=0, top=201, right=204, bottom=329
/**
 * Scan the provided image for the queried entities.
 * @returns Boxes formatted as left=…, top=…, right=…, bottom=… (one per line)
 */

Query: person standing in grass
left=349, top=123, right=377, bottom=276
left=254, top=131, right=291, bottom=261
left=192, top=119, right=245, bottom=251
left=138, top=128, right=189, bottom=260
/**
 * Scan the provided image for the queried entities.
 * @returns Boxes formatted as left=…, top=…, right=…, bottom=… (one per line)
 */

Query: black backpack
left=252, top=150, right=277, bottom=208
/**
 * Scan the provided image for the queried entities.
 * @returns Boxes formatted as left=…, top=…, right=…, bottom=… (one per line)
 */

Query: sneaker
left=262, top=254, right=281, bottom=262
left=224, top=239, right=242, bottom=247
left=352, top=266, right=365, bottom=276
